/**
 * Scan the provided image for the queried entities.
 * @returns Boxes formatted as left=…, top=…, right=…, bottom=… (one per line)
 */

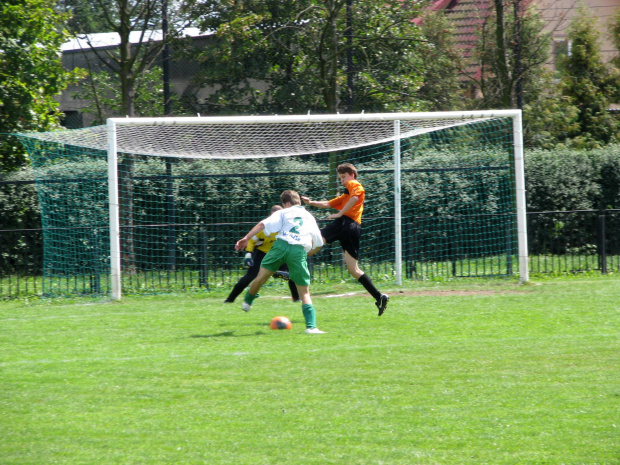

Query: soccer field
left=1, top=276, right=619, bottom=464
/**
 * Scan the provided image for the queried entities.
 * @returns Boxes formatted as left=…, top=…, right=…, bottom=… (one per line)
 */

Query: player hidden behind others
left=301, top=162, right=389, bottom=316
left=224, top=205, right=300, bottom=303
left=234, top=190, right=326, bottom=334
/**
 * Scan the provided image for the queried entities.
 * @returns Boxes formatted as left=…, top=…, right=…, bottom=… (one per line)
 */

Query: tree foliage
left=68, top=0, right=190, bottom=118
left=182, top=0, right=426, bottom=114
left=414, top=11, right=465, bottom=111
left=73, top=67, right=173, bottom=124
left=522, top=72, right=580, bottom=149
left=0, top=0, right=79, bottom=171
left=473, top=0, right=551, bottom=110
left=609, top=7, right=620, bottom=75
left=56, top=0, right=111, bottom=34
left=558, top=4, right=619, bottom=148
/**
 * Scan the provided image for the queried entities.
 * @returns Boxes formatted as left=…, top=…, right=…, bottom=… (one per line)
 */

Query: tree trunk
left=494, top=0, right=511, bottom=107
left=117, top=0, right=137, bottom=275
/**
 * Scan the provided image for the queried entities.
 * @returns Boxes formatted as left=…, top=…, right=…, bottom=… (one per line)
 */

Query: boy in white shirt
left=224, top=205, right=299, bottom=303
left=234, top=190, right=326, bottom=334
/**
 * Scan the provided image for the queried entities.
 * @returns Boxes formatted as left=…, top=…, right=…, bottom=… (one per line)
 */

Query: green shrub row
left=525, top=145, right=620, bottom=211
left=0, top=144, right=618, bottom=273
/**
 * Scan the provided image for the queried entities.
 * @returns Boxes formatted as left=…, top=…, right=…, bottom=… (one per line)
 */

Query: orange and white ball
left=270, top=316, right=292, bottom=330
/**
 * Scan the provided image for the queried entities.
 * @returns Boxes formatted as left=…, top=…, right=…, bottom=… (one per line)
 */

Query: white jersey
left=261, top=205, right=324, bottom=253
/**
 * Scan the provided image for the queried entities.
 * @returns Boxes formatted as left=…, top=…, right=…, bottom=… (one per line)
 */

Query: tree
left=56, top=0, right=111, bottom=34
left=473, top=0, right=552, bottom=110
left=558, top=4, right=619, bottom=148
left=73, top=66, right=172, bottom=124
left=66, top=0, right=191, bottom=118
left=414, top=11, right=465, bottom=111
left=603, top=6, right=620, bottom=104
left=521, top=72, right=580, bottom=148
left=182, top=0, right=425, bottom=115
left=64, top=0, right=191, bottom=273
left=0, top=0, right=80, bottom=172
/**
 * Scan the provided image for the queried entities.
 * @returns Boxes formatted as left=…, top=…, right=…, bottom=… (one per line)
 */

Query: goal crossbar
left=25, top=110, right=520, bottom=160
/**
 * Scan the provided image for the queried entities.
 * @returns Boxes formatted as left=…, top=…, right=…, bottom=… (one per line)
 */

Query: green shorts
left=261, top=239, right=311, bottom=286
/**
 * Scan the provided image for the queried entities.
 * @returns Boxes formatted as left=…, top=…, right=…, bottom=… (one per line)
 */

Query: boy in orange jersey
left=301, top=163, right=389, bottom=316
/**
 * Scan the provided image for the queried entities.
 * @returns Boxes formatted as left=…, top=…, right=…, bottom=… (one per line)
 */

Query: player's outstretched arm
left=235, top=222, right=265, bottom=251
left=301, top=196, right=331, bottom=209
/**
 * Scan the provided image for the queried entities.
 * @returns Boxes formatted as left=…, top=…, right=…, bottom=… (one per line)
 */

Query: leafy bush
left=525, top=145, right=620, bottom=255
left=525, top=145, right=620, bottom=211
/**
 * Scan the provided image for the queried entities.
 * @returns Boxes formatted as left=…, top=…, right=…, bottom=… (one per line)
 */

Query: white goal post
left=105, top=110, right=528, bottom=301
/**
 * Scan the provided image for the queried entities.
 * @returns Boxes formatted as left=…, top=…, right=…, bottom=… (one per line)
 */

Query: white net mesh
left=22, top=113, right=502, bottom=159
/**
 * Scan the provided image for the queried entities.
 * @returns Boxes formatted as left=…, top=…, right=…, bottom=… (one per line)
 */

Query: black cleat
left=376, top=294, right=389, bottom=316
left=273, top=271, right=290, bottom=281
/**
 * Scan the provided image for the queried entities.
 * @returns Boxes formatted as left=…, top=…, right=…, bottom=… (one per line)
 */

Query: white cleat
left=242, top=302, right=252, bottom=312
left=305, top=328, right=326, bottom=334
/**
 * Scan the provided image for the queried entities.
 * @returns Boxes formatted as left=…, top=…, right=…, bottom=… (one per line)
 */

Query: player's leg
left=343, top=240, right=389, bottom=316
left=242, top=241, right=287, bottom=311
left=343, top=251, right=363, bottom=279
left=225, top=251, right=264, bottom=302
left=242, top=266, right=274, bottom=311
left=295, top=284, right=323, bottom=333
left=344, top=249, right=381, bottom=299
left=287, top=278, right=300, bottom=301
left=294, top=284, right=317, bottom=331
left=276, top=263, right=299, bottom=301
left=248, top=266, right=273, bottom=295
left=286, top=244, right=325, bottom=333
left=293, top=282, right=312, bottom=306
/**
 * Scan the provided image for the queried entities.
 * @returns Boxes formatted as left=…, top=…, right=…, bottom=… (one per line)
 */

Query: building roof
left=61, top=27, right=211, bottom=52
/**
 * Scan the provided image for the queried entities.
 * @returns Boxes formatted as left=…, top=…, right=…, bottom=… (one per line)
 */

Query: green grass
left=1, top=276, right=619, bottom=464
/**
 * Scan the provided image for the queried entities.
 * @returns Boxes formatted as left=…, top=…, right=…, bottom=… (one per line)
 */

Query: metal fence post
left=597, top=213, right=607, bottom=274
left=199, top=229, right=209, bottom=289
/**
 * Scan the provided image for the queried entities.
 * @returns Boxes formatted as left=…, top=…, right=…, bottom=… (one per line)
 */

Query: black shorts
left=321, top=216, right=361, bottom=260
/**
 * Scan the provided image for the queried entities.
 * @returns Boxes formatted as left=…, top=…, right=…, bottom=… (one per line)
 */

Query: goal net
left=18, top=111, right=527, bottom=299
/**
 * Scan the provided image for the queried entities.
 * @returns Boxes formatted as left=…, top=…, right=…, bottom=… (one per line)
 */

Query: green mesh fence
left=18, top=113, right=521, bottom=297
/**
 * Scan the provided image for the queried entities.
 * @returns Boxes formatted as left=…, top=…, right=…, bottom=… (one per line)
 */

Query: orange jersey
left=328, top=179, right=365, bottom=224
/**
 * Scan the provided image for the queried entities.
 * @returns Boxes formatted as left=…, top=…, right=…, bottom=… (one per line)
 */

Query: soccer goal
left=19, top=111, right=527, bottom=300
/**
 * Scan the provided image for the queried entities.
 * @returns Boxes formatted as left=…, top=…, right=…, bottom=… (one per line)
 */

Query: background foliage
left=558, top=4, right=620, bottom=148
left=5, top=142, right=620, bottom=235
left=182, top=0, right=426, bottom=114
left=0, top=0, right=80, bottom=172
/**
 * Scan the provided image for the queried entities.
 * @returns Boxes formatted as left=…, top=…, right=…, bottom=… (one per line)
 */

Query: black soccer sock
left=288, top=280, right=300, bottom=301
left=357, top=273, right=382, bottom=301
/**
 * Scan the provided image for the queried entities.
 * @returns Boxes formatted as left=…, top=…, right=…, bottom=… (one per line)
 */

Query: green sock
left=302, top=303, right=316, bottom=329
left=244, top=291, right=259, bottom=305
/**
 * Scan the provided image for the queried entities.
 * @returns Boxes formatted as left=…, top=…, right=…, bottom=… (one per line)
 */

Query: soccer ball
left=270, top=316, right=292, bottom=330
